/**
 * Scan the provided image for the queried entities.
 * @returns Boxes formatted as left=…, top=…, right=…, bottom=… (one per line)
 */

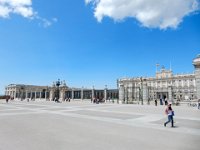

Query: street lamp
left=55, top=79, right=61, bottom=101
left=104, top=85, right=107, bottom=103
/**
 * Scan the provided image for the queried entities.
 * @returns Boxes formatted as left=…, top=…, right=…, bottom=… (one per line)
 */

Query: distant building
left=118, top=54, right=200, bottom=104
left=5, top=81, right=118, bottom=101
left=5, top=55, right=200, bottom=103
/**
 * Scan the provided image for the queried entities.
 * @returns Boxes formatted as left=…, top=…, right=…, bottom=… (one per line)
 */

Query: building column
left=25, top=91, right=28, bottom=99
left=50, top=89, right=54, bottom=101
left=142, top=81, right=148, bottom=104
left=137, top=87, right=140, bottom=104
left=45, top=91, right=47, bottom=100
left=104, top=86, right=107, bottom=102
left=168, top=86, right=172, bottom=103
left=72, top=89, right=74, bottom=100
left=128, top=84, right=133, bottom=103
left=14, top=89, right=17, bottom=99
left=60, top=90, right=64, bottom=101
left=81, top=88, right=84, bottom=100
left=193, top=55, right=200, bottom=99
left=92, top=86, right=95, bottom=99
left=30, top=91, right=32, bottom=99
left=34, top=91, right=36, bottom=99
left=39, top=92, right=42, bottom=100
left=132, top=84, right=136, bottom=102
left=10, top=91, right=12, bottom=98
left=119, top=84, right=125, bottom=103
left=125, top=86, right=128, bottom=104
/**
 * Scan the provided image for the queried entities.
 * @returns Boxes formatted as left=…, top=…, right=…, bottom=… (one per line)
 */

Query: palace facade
left=5, top=81, right=118, bottom=101
left=5, top=55, right=200, bottom=103
left=118, top=54, right=200, bottom=104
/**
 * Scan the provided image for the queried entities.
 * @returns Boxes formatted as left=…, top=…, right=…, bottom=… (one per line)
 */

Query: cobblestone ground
left=0, top=100, right=199, bottom=150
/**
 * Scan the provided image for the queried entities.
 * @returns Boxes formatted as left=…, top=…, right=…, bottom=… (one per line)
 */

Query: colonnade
left=50, top=88, right=118, bottom=101
left=15, top=90, right=50, bottom=100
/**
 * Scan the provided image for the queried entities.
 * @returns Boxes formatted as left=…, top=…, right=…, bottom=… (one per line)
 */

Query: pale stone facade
left=5, top=81, right=118, bottom=101
left=5, top=55, right=200, bottom=103
left=118, top=55, right=200, bottom=104
left=193, top=54, right=200, bottom=99
left=5, top=84, right=50, bottom=100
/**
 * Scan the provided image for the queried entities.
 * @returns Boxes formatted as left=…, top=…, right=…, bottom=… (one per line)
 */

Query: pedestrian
left=160, top=98, right=163, bottom=105
left=164, top=104, right=174, bottom=127
left=54, top=97, right=58, bottom=102
left=198, top=99, right=200, bottom=110
left=6, top=97, right=9, bottom=103
left=148, top=98, right=150, bottom=105
left=93, top=98, right=96, bottom=103
left=164, top=98, right=168, bottom=105
left=155, top=99, right=157, bottom=106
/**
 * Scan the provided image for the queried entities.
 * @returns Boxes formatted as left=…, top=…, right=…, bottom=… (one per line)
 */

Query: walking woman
left=164, top=104, right=174, bottom=127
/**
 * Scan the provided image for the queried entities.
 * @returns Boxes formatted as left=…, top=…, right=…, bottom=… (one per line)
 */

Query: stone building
left=5, top=80, right=118, bottom=101
left=5, top=55, right=200, bottom=104
left=193, top=54, right=200, bottom=99
left=118, top=54, right=200, bottom=104
left=5, top=84, right=49, bottom=100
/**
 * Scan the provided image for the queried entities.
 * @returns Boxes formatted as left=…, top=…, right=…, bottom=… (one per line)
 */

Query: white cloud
left=0, top=0, right=57, bottom=27
left=0, top=0, right=35, bottom=18
left=0, top=5, right=10, bottom=18
left=37, top=17, right=58, bottom=28
left=85, top=0, right=200, bottom=29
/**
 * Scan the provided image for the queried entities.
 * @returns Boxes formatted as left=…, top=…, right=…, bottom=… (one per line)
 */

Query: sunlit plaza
left=0, top=100, right=199, bottom=150
left=1, top=1, right=200, bottom=150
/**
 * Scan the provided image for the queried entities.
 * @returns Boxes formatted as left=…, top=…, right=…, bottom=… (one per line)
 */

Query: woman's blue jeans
left=165, top=115, right=174, bottom=127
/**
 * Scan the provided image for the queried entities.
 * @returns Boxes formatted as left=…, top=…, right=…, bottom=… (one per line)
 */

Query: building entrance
left=157, top=92, right=168, bottom=100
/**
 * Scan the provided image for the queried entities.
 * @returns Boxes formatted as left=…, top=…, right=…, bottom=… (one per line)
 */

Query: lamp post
left=55, top=79, right=61, bottom=101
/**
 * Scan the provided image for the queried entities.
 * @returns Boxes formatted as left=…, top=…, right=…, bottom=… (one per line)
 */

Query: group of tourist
left=154, top=98, right=169, bottom=106
left=53, top=97, right=71, bottom=103
left=64, top=98, right=71, bottom=102
left=91, top=97, right=105, bottom=104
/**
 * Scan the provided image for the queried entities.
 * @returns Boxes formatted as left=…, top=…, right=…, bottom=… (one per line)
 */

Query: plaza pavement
left=0, top=100, right=199, bottom=150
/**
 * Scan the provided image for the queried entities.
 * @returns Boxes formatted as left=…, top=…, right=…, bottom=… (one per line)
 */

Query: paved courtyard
left=0, top=100, right=199, bottom=150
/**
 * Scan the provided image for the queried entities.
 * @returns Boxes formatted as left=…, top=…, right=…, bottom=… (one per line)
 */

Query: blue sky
left=0, top=0, right=200, bottom=94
